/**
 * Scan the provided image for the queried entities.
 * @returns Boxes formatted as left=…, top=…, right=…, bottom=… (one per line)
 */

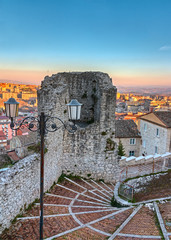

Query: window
left=143, top=140, right=146, bottom=148
left=130, top=138, right=136, bottom=145
left=129, top=151, right=135, bottom=156
left=155, top=146, right=158, bottom=154
left=144, top=123, right=147, bottom=131
left=156, top=128, right=159, bottom=137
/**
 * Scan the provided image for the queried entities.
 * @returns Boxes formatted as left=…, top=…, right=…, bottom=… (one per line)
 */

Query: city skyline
left=0, top=0, right=171, bottom=86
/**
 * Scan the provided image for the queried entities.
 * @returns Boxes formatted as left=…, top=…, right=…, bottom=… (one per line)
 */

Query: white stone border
left=108, top=204, right=142, bottom=240
left=153, top=202, right=169, bottom=240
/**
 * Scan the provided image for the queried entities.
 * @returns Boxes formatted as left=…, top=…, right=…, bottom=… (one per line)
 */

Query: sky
left=0, top=0, right=171, bottom=86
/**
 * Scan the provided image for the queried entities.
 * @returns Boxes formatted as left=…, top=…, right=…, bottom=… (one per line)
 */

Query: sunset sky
left=0, top=0, right=171, bottom=86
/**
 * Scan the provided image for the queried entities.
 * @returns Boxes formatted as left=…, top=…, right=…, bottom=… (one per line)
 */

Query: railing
left=119, top=152, right=171, bottom=181
left=118, top=153, right=171, bottom=203
left=118, top=182, right=134, bottom=201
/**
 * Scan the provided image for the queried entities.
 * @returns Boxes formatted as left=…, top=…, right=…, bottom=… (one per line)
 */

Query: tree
left=118, top=140, right=125, bottom=156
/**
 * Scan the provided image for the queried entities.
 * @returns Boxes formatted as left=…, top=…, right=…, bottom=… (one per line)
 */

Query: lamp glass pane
left=10, top=104, right=15, bottom=118
left=16, top=104, right=19, bottom=117
left=67, top=99, right=82, bottom=120
left=76, top=105, right=81, bottom=120
left=5, top=103, right=10, bottom=117
left=67, top=106, right=71, bottom=119
left=70, top=106, right=77, bottom=120
left=10, top=104, right=19, bottom=118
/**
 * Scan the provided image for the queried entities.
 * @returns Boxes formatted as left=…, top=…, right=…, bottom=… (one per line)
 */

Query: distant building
left=0, top=116, right=15, bottom=140
left=18, top=106, right=36, bottom=117
left=21, top=92, right=37, bottom=100
left=0, top=130, right=7, bottom=147
left=2, top=92, right=18, bottom=99
left=115, top=119, right=141, bottom=157
left=138, top=111, right=171, bottom=155
left=123, top=112, right=144, bottom=124
left=10, top=132, right=37, bottom=158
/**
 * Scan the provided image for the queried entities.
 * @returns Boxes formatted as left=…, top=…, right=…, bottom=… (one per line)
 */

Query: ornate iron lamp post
left=4, top=97, right=82, bottom=240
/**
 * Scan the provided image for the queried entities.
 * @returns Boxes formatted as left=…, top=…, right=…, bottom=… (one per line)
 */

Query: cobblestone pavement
left=1, top=177, right=170, bottom=240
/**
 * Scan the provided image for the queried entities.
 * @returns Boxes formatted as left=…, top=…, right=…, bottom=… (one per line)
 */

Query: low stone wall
left=119, top=152, right=171, bottom=181
left=0, top=152, right=62, bottom=234
left=119, top=152, right=171, bottom=167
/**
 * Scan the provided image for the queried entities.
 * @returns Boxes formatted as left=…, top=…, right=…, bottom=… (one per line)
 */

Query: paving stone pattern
left=0, top=178, right=170, bottom=240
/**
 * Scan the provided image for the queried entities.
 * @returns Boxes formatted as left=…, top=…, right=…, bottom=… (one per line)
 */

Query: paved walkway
left=1, top=178, right=171, bottom=239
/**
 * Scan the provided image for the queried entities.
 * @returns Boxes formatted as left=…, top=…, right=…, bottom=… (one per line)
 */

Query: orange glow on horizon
left=0, top=68, right=170, bottom=87
left=112, top=74, right=171, bottom=86
left=0, top=69, right=49, bottom=85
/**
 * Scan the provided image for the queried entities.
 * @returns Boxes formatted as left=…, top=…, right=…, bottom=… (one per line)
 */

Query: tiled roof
left=17, top=127, right=29, bottom=135
left=115, top=119, right=141, bottom=138
left=15, top=132, right=37, bottom=146
left=7, top=151, right=20, bottom=162
left=154, top=111, right=171, bottom=128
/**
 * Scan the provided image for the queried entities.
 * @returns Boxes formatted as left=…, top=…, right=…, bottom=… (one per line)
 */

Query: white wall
left=140, top=119, right=168, bottom=155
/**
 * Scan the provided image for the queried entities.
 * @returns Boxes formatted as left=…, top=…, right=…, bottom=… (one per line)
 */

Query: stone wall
left=38, top=72, right=120, bottom=182
left=0, top=154, right=39, bottom=233
left=0, top=149, right=63, bottom=234
left=0, top=72, right=121, bottom=234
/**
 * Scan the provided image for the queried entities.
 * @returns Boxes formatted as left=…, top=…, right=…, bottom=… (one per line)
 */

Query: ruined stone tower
left=38, top=72, right=120, bottom=184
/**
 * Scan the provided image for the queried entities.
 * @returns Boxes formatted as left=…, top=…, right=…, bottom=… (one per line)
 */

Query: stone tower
left=38, top=72, right=120, bottom=184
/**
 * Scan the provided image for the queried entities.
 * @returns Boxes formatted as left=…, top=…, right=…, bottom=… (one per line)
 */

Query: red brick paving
left=44, top=195, right=72, bottom=205
left=0, top=178, right=168, bottom=240
left=72, top=199, right=106, bottom=207
left=115, top=237, right=160, bottom=240
left=91, top=208, right=133, bottom=234
left=121, top=206, right=160, bottom=236
left=158, top=202, right=171, bottom=232
left=22, top=205, right=69, bottom=217
left=71, top=206, right=111, bottom=213
left=76, top=210, right=116, bottom=224
left=57, top=227, right=107, bottom=240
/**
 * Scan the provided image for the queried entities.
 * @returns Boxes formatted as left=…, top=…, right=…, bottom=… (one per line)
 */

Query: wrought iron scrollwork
left=10, top=115, right=77, bottom=135
left=10, top=116, right=39, bottom=132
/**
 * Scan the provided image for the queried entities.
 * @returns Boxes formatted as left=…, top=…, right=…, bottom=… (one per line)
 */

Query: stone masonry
left=38, top=72, right=120, bottom=182
left=0, top=72, right=120, bottom=234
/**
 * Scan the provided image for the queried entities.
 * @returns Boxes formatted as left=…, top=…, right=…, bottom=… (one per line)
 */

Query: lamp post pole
left=4, top=98, right=82, bottom=240
left=40, top=112, right=45, bottom=240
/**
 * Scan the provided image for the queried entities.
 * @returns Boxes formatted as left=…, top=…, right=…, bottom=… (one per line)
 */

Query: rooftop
left=115, top=119, right=141, bottom=138
left=154, top=111, right=171, bottom=128
left=139, top=111, right=171, bottom=128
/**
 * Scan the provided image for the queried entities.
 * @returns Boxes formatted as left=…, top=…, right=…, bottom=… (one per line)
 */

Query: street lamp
left=4, top=97, right=82, bottom=240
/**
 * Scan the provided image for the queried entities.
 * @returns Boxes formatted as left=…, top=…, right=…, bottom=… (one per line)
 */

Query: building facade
left=138, top=111, right=171, bottom=155
left=115, top=119, right=141, bottom=157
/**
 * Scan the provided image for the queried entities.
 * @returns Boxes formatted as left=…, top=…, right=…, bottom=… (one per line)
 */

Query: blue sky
left=0, top=0, right=171, bottom=86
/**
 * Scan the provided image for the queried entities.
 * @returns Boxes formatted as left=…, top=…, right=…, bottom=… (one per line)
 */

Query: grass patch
left=111, top=196, right=124, bottom=208
left=57, top=172, right=81, bottom=183
left=0, top=154, right=13, bottom=169
left=87, top=173, right=91, bottom=177
left=11, top=213, right=24, bottom=224
left=25, top=198, right=39, bottom=211
left=28, top=142, right=48, bottom=154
